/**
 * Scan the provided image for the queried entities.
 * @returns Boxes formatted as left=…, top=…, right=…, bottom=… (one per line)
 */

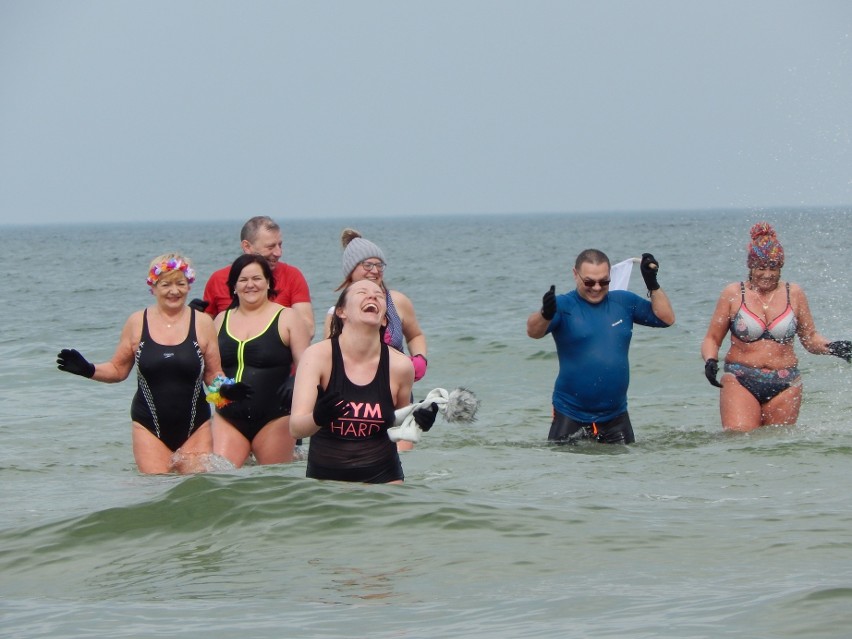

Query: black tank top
left=131, top=309, right=208, bottom=451
left=307, top=337, right=398, bottom=472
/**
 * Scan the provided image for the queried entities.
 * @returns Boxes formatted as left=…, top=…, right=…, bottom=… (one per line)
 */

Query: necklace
left=159, top=307, right=184, bottom=328
left=751, top=285, right=777, bottom=311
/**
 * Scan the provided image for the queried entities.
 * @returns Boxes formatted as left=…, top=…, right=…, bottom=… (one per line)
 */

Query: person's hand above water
left=312, top=384, right=351, bottom=427
left=704, top=358, right=723, bottom=388
left=56, top=348, right=95, bottom=378
left=640, top=253, right=660, bottom=291
left=827, top=341, right=852, bottom=363
left=540, top=285, right=556, bottom=320
left=413, top=402, right=439, bottom=432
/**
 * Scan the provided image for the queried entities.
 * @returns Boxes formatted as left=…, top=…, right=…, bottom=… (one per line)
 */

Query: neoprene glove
left=57, top=348, right=95, bottom=378
left=410, top=354, right=428, bottom=382
left=413, top=402, right=439, bottom=432
left=640, top=253, right=660, bottom=291
left=541, top=285, right=557, bottom=320
left=827, top=340, right=852, bottom=363
left=704, top=358, right=723, bottom=388
left=219, top=381, right=253, bottom=402
left=188, top=298, right=210, bottom=313
left=313, top=384, right=351, bottom=427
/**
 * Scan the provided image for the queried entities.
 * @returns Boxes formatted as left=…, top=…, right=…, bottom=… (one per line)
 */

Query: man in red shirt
left=196, top=216, right=315, bottom=338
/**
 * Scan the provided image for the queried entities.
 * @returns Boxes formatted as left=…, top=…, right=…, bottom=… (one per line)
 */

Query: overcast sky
left=1, top=1, right=851, bottom=225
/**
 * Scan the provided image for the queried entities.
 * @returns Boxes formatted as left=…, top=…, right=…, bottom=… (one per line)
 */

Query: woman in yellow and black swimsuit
left=701, top=222, right=851, bottom=431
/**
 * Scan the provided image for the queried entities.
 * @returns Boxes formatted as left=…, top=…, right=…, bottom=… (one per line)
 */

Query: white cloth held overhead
left=608, top=258, right=636, bottom=291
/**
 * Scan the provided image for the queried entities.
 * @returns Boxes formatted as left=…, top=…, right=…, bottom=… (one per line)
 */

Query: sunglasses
left=582, top=279, right=610, bottom=288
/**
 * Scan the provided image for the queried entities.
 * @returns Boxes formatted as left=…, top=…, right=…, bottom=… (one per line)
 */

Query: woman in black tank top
left=56, top=253, right=240, bottom=474
left=290, top=280, right=420, bottom=483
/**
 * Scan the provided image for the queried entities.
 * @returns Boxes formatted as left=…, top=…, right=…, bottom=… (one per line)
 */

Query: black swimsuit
left=130, top=309, right=209, bottom=451
left=216, top=309, right=293, bottom=442
left=307, top=337, right=402, bottom=483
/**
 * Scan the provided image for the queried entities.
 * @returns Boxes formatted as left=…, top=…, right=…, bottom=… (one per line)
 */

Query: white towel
left=609, top=258, right=635, bottom=291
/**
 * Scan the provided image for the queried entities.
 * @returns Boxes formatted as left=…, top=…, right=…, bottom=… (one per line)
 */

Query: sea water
left=2, top=209, right=852, bottom=638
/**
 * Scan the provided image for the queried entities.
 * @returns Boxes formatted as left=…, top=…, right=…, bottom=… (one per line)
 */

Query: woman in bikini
left=701, top=222, right=851, bottom=431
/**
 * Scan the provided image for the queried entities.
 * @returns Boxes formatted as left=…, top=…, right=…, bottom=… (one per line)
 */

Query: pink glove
left=410, top=354, right=428, bottom=382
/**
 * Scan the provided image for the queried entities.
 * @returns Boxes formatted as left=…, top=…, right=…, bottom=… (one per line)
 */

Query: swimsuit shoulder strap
left=739, top=282, right=746, bottom=302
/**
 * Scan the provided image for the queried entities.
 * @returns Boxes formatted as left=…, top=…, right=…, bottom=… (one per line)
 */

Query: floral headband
left=146, top=258, right=196, bottom=289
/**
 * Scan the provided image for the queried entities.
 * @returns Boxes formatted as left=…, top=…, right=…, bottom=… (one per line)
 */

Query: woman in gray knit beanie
left=324, top=229, right=428, bottom=446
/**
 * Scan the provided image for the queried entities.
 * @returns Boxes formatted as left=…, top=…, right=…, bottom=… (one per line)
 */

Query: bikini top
left=730, top=282, right=797, bottom=344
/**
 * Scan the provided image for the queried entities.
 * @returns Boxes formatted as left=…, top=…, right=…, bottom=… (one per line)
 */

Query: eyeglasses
left=360, top=261, right=386, bottom=272
left=581, top=278, right=610, bottom=289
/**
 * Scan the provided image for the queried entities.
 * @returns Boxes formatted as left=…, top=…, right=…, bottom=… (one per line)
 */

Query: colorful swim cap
left=747, top=222, right=784, bottom=269
left=146, top=254, right=196, bottom=289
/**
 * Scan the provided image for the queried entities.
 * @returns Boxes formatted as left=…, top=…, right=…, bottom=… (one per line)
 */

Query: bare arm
left=91, top=312, right=141, bottom=383
left=195, top=311, right=225, bottom=386
left=282, top=307, right=312, bottom=370
left=289, top=342, right=330, bottom=439
left=291, top=301, right=315, bottom=340
left=392, top=290, right=427, bottom=357
left=792, top=285, right=833, bottom=355
left=649, top=288, right=675, bottom=326
left=526, top=310, right=550, bottom=339
left=701, top=286, right=735, bottom=361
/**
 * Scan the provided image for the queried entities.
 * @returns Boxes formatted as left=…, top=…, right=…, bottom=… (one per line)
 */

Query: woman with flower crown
left=56, top=253, right=251, bottom=474
left=701, top=222, right=851, bottom=431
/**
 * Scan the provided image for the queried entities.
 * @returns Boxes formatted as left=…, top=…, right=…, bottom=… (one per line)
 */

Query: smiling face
left=574, top=261, right=611, bottom=304
left=336, top=280, right=386, bottom=327
left=749, top=266, right=781, bottom=292
left=235, top=261, right=271, bottom=305
left=243, top=226, right=283, bottom=269
left=153, top=271, right=190, bottom=309
left=349, top=256, right=386, bottom=286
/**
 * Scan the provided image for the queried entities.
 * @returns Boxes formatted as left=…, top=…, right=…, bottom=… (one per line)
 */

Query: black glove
left=413, top=402, right=439, bottom=432
left=313, top=384, right=351, bottom=427
left=188, top=298, right=210, bottom=313
left=827, top=340, right=852, bottom=363
left=56, top=348, right=95, bottom=378
left=704, top=358, right=723, bottom=388
left=276, top=379, right=294, bottom=414
left=640, top=253, right=660, bottom=291
left=219, top=381, right=253, bottom=402
left=541, top=285, right=557, bottom=320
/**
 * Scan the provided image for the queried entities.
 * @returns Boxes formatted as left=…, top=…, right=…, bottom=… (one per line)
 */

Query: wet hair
left=574, top=249, right=610, bottom=271
left=328, top=287, right=349, bottom=339
left=240, top=216, right=281, bottom=243
left=227, top=254, right=277, bottom=306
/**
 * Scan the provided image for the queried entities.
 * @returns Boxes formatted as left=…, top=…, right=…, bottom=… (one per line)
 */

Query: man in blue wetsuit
left=527, top=249, right=675, bottom=444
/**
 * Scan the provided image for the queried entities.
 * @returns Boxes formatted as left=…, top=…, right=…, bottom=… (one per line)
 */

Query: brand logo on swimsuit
left=163, top=352, right=175, bottom=358
left=611, top=319, right=623, bottom=327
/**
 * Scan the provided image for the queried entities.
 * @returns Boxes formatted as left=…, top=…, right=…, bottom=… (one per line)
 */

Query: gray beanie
left=342, top=237, right=386, bottom=278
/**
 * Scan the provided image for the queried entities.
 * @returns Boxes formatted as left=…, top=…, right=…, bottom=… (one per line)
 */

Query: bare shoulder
left=389, top=289, right=414, bottom=309
left=304, top=339, right=332, bottom=360
left=194, top=309, right=215, bottom=329
left=124, top=309, right=145, bottom=332
left=388, top=346, right=413, bottom=371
